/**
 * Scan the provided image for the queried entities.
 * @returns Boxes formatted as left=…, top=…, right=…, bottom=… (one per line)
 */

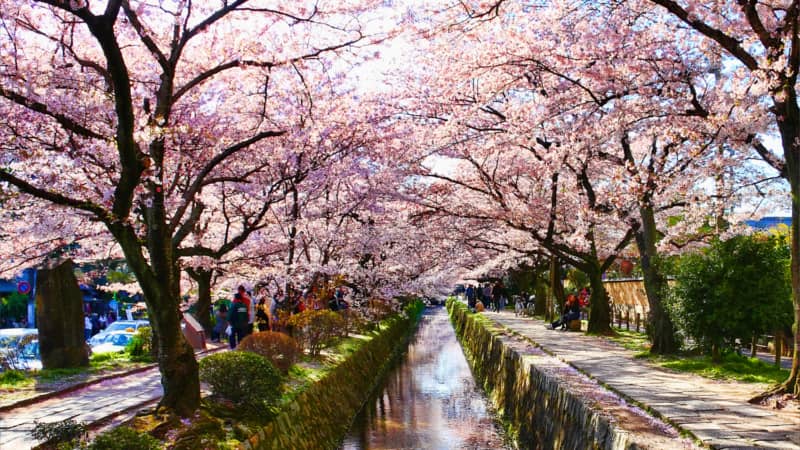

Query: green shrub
left=125, top=326, right=153, bottom=362
left=199, top=351, right=282, bottom=415
left=87, top=426, right=160, bottom=450
left=0, top=369, right=27, bottom=384
left=287, top=309, right=346, bottom=356
left=30, top=419, right=86, bottom=445
left=238, top=331, right=300, bottom=373
left=668, top=234, right=793, bottom=361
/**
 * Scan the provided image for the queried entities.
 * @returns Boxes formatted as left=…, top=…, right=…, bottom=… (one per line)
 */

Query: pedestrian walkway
left=484, top=311, right=800, bottom=449
left=0, top=365, right=162, bottom=449
left=0, top=342, right=226, bottom=450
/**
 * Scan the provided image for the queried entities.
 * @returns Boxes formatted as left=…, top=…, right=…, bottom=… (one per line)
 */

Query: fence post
left=635, top=313, right=640, bottom=332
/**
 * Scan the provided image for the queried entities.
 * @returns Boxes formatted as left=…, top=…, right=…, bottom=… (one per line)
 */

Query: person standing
left=227, top=293, right=249, bottom=349
left=465, top=284, right=476, bottom=309
left=212, top=304, right=228, bottom=343
left=84, top=314, right=93, bottom=341
left=493, top=280, right=504, bottom=313
left=255, top=298, right=270, bottom=332
left=482, top=283, right=493, bottom=311
left=237, top=285, right=253, bottom=336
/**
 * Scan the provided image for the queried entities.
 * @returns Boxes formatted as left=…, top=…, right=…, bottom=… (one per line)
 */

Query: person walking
left=482, top=283, right=493, bottom=311
left=492, top=280, right=504, bottom=313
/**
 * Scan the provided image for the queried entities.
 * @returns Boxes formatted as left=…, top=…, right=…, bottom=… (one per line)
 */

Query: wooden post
left=635, top=313, right=640, bottom=332
left=774, top=330, right=782, bottom=367
left=626, top=309, right=630, bottom=330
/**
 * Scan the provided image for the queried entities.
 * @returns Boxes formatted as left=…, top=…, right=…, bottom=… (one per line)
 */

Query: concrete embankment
left=241, top=305, right=422, bottom=450
left=447, top=299, right=696, bottom=450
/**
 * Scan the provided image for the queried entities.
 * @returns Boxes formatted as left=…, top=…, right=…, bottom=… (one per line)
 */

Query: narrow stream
left=341, top=306, right=511, bottom=450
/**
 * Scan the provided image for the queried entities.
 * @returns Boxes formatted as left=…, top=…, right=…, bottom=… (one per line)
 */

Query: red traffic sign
left=17, top=281, right=31, bottom=294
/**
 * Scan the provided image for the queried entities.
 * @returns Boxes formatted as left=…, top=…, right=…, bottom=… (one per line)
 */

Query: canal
left=341, top=306, right=511, bottom=450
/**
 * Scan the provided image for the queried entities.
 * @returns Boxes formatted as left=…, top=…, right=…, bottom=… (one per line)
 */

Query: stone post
left=35, top=259, right=89, bottom=369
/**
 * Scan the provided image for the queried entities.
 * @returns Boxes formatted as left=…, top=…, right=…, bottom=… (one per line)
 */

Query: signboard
left=17, top=281, right=31, bottom=294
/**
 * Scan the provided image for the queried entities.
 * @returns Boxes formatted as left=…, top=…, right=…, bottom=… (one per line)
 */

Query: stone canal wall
left=242, top=305, right=422, bottom=450
left=447, top=299, right=668, bottom=450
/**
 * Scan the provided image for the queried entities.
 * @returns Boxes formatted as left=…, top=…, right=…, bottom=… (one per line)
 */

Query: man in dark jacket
left=227, top=293, right=249, bottom=349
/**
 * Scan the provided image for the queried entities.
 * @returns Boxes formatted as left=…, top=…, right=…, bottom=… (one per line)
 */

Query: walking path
left=0, top=366, right=163, bottom=449
left=484, top=311, right=800, bottom=449
left=0, top=343, right=226, bottom=450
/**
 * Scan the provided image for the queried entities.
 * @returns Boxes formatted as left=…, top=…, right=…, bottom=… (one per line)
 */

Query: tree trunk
left=751, top=335, right=758, bottom=358
left=111, top=222, right=200, bottom=416
left=586, top=263, right=612, bottom=334
left=711, top=342, right=721, bottom=364
left=775, top=330, right=783, bottom=368
left=547, top=255, right=564, bottom=321
left=635, top=204, right=679, bottom=354
left=149, top=293, right=199, bottom=416
left=186, top=268, right=214, bottom=333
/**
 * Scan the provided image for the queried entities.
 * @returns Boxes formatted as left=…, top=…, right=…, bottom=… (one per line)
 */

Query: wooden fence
left=603, top=278, right=651, bottom=332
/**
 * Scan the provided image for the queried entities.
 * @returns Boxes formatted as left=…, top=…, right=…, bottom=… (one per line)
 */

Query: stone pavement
left=0, top=365, right=163, bottom=449
left=484, top=310, right=800, bottom=449
left=0, top=343, right=226, bottom=449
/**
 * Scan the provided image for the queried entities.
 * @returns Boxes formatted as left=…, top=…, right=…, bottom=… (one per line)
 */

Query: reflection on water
left=341, top=307, right=510, bottom=450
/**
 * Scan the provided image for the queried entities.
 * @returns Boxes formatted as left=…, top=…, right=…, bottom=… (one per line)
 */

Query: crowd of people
left=463, top=281, right=591, bottom=332
left=212, top=282, right=351, bottom=349
left=83, top=311, right=118, bottom=340
left=463, top=281, right=508, bottom=313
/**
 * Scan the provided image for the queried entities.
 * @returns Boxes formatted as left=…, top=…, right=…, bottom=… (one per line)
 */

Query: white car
left=0, top=328, right=38, bottom=349
left=0, top=330, right=41, bottom=371
left=89, top=330, right=135, bottom=354
left=102, top=320, right=149, bottom=333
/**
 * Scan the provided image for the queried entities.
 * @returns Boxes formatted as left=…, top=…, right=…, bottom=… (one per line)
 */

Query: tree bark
left=547, top=255, right=564, bottom=321
left=635, top=203, right=679, bottom=354
left=585, top=263, right=612, bottom=334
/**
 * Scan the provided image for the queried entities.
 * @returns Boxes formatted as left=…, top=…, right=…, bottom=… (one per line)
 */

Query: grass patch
left=607, top=328, right=788, bottom=384
left=608, top=327, right=651, bottom=355
left=659, top=354, right=789, bottom=385
left=0, top=369, right=33, bottom=388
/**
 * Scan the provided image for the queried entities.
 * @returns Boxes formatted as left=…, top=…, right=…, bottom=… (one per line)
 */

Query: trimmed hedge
left=199, top=351, right=283, bottom=416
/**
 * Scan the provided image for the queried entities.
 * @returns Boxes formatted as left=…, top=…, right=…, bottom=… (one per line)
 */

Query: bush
left=87, top=426, right=160, bottom=450
left=0, top=369, right=26, bottom=384
left=238, top=331, right=301, bottom=373
left=199, top=351, right=282, bottom=415
left=287, top=309, right=346, bottom=356
left=30, top=419, right=86, bottom=445
left=125, top=326, right=153, bottom=362
left=668, top=234, right=793, bottom=361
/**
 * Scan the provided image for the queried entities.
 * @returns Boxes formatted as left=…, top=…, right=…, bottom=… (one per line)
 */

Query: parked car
left=103, top=320, right=149, bottom=333
left=16, top=339, right=42, bottom=370
left=88, top=330, right=135, bottom=354
left=0, top=328, right=38, bottom=350
left=0, top=329, right=41, bottom=371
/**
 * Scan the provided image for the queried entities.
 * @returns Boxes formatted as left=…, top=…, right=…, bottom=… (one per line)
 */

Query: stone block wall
left=448, top=300, right=678, bottom=450
left=242, top=309, right=421, bottom=450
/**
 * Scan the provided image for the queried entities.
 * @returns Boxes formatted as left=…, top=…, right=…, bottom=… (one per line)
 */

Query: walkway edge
left=0, top=346, right=225, bottom=414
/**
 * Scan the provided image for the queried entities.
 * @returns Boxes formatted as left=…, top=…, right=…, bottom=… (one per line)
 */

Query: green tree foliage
left=125, top=327, right=153, bottom=362
left=668, top=234, right=793, bottom=361
left=0, top=292, right=28, bottom=321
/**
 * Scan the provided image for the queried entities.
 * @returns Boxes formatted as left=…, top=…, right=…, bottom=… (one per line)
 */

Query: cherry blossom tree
left=0, top=0, right=378, bottom=415
left=640, top=0, right=800, bottom=399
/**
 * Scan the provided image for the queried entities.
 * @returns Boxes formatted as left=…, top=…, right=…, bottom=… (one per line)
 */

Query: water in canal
left=341, top=306, right=511, bottom=450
